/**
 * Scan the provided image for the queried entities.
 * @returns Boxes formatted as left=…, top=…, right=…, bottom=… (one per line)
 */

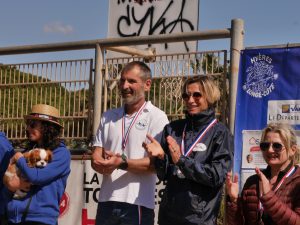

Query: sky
left=1, top=0, right=300, bottom=64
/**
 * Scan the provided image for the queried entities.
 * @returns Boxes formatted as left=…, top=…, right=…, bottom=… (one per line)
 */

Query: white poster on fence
left=58, top=160, right=102, bottom=225
left=242, top=130, right=267, bottom=169
left=107, top=0, right=199, bottom=58
left=58, top=160, right=165, bottom=225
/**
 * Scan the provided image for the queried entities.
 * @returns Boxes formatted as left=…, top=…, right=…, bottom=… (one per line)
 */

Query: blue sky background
left=1, top=0, right=300, bottom=63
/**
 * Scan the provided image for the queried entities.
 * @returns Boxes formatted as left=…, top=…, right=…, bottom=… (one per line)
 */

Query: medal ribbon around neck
left=180, top=118, right=217, bottom=156
left=259, top=165, right=296, bottom=211
left=122, top=101, right=147, bottom=151
left=273, top=166, right=296, bottom=192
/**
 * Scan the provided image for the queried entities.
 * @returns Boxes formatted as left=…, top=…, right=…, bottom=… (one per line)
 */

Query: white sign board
left=107, top=0, right=199, bottom=58
left=58, top=160, right=101, bottom=225
left=267, top=100, right=300, bottom=125
left=242, top=130, right=267, bottom=169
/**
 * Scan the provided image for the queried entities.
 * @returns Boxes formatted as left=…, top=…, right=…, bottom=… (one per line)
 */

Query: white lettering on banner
left=250, top=53, right=272, bottom=64
left=267, top=100, right=300, bottom=125
left=243, top=53, right=278, bottom=98
left=107, top=0, right=199, bottom=57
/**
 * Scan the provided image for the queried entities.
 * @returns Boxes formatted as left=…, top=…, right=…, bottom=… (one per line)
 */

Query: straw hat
left=24, top=104, right=63, bottom=128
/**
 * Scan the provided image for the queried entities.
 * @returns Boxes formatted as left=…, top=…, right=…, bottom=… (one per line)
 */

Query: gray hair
left=121, top=61, right=151, bottom=81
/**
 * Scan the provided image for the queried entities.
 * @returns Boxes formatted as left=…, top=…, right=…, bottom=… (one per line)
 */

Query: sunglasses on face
left=182, top=92, right=202, bottom=101
left=26, top=120, right=41, bottom=129
left=259, top=142, right=284, bottom=153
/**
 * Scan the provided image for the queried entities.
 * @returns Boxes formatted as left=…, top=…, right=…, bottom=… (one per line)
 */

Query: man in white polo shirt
left=92, top=61, right=169, bottom=225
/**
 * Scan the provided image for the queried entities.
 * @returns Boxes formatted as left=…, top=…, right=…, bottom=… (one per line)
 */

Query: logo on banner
left=282, top=104, right=300, bottom=113
left=59, top=192, right=70, bottom=218
left=243, top=53, right=278, bottom=98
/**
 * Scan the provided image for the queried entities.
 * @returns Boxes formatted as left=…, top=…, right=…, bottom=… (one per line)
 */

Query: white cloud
left=43, top=21, right=74, bottom=35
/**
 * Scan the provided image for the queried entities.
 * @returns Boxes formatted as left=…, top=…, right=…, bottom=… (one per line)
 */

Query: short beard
left=122, top=92, right=145, bottom=105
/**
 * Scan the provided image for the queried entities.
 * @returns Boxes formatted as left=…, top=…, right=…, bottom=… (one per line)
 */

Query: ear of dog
left=23, top=150, right=37, bottom=167
left=23, top=151, right=30, bottom=161
left=46, top=150, right=53, bottom=162
left=23, top=151, right=35, bottom=167
left=30, top=150, right=41, bottom=167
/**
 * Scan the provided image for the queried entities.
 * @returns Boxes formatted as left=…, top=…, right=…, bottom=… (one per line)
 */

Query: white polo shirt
left=93, top=101, right=169, bottom=209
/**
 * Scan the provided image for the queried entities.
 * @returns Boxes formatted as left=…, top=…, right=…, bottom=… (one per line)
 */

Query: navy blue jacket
left=0, top=132, right=14, bottom=216
left=156, top=108, right=233, bottom=225
left=4, top=142, right=71, bottom=225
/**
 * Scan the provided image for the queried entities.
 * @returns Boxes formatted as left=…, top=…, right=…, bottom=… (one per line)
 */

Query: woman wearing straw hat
left=3, top=104, right=71, bottom=225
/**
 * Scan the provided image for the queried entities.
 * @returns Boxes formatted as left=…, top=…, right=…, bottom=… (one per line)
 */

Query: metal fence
left=0, top=50, right=228, bottom=149
left=0, top=59, right=93, bottom=149
left=104, top=50, right=228, bottom=122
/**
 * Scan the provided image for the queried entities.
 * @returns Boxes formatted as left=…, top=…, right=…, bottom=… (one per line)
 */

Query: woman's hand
left=226, top=171, right=239, bottom=203
left=143, top=134, right=165, bottom=159
left=255, top=167, right=271, bottom=195
left=4, top=165, right=31, bottom=193
left=166, top=136, right=182, bottom=164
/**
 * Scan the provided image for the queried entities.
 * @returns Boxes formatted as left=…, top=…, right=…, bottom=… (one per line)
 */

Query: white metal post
left=93, top=44, right=104, bottom=137
left=229, top=18, right=244, bottom=134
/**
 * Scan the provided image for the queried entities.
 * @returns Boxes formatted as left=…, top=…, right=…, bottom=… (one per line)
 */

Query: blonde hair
left=261, top=123, right=299, bottom=164
left=182, top=76, right=220, bottom=107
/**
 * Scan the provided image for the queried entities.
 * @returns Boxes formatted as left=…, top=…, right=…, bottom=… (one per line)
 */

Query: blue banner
left=234, top=47, right=300, bottom=175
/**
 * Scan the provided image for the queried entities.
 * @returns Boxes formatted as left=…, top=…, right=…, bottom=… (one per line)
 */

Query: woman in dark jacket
left=226, top=123, right=300, bottom=225
left=143, top=77, right=234, bottom=225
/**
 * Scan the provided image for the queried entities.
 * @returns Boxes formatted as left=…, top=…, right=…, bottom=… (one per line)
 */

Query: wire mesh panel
left=105, top=50, right=228, bottom=123
left=0, top=59, right=93, bottom=148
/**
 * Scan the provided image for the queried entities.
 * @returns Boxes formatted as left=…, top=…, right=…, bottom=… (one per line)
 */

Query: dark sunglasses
left=259, top=142, right=284, bottom=152
left=26, top=120, right=40, bottom=129
left=182, top=92, right=202, bottom=101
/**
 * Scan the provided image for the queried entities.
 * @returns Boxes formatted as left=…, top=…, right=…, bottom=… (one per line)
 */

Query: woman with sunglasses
left=143, top=76, right=233, bottom=225
left=3, top=104, right=71, bottom=225
left=226, top=123, right=300, bottom=225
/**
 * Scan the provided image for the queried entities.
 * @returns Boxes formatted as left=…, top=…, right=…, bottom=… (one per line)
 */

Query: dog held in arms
left=3, top=148, right=53, bottom=199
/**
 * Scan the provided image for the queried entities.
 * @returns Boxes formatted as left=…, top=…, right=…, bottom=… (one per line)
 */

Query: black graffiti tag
left=118, top=0, right=162, bottom=6
left=117, top=0, right=195, bottom=51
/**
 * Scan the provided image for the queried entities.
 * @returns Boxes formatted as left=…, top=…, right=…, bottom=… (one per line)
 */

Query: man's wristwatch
left=118, top=154, right=128, bottom=170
